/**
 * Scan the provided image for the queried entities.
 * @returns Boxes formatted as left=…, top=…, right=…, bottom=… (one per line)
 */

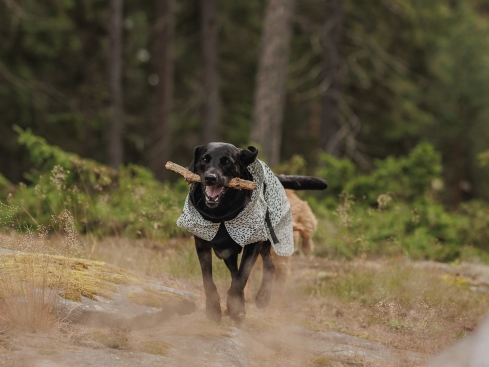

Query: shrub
left=316, top=153, right=355, bottom=200
left=3, top=129, right=489, bottom=263
left=275, top=154, right=308, bottom=176
left=313, top=193, right=489, bottom=262
left=345, top=142, right=443, bottom=204
left=5, top=127, right=187, bottom=240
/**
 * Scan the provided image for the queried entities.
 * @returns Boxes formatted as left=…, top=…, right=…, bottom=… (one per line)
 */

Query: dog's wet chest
left=211, top=226, right=243, bottom=258
left=210, top=222, right=241, bottom=248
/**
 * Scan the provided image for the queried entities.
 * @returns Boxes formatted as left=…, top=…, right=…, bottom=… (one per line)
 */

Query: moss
left=90, top=329, right=130, bottom=350
left=439, top=274, right=473, bottom=287
left=89, top=330, right=173, bottom=356
left=126, top=291, right=165, bottom=308
left=323, top=319, right=341, bottom=330
left=126, top=286, right=182, bottom=308
left=312, top=356, right=333, bottom=366
left=136, top=338, right=174, bottom=356
left=0, top=253, right=139, bottom=302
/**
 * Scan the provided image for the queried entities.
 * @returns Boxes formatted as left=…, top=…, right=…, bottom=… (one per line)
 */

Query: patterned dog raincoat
left=176, top=160, right=294, bottom=256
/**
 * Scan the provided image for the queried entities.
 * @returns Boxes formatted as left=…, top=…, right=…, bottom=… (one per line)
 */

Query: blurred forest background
left=2, top=0, right=489, bottom=261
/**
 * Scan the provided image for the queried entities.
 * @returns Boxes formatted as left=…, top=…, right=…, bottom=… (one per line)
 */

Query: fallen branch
left=165, top=161, right=257, bottom=191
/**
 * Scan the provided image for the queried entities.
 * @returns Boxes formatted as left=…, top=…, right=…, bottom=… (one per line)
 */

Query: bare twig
left=165, top=161, right=257, bottom=190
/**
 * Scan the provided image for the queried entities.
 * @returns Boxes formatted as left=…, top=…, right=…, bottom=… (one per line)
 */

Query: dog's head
left=189, top=143, right=258, bottom=208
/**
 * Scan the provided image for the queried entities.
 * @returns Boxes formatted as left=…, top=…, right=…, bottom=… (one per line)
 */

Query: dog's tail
left=276, top=175, right=327, bottom=190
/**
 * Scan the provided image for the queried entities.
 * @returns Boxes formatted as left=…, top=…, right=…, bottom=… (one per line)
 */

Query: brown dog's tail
left=276, top=175, right=327, bottom=190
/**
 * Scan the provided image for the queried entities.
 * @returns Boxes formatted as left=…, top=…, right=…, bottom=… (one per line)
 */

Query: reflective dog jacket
left=176, top=160, right=294, bottom=256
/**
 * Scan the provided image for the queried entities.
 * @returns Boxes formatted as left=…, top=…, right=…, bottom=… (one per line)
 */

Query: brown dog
left=286, top=189, right=318, bottom=255
left=245, top=189, right=318, bottom=301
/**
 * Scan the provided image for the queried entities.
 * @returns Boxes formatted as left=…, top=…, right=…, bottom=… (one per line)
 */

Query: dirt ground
left=1, top=237, right=488, bottom=367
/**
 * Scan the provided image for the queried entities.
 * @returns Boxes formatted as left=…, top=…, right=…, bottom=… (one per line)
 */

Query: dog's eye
left=201, top=157, right=208, bottom=164
left=221, top=158, right=231, bottom=165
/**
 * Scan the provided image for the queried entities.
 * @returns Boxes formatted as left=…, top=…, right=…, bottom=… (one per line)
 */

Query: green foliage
left=275, top=154, right=308, bottom=175
left=2, top=0, right=489, bottom=265
left=0, top=172, right=13, bottom=200
left=1, top=0, right=489, bottom=207
left=457, top=201, right=489, bottom=251
left=5, top=129, right=187, bottom=240
left=4, top=130, right=489, bottom=263
left=478, top=150, right=489, bottom=167
left=287, top=0, right=489, bottom=204
left=15, top=125, right=79, bottom=170
left=345, top=143, right=443, bottom=204
left=316, top=153, right=355, bottom=199
left=312, top=195, right=489, bottom=262
left=310, top=144, right=489, bottom=262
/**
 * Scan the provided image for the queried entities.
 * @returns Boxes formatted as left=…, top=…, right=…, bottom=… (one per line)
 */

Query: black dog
left=180, top=143, right=326, bottom=323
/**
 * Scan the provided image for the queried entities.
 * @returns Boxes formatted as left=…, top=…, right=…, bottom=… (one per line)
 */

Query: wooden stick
left=165, top=161, right=200, bottom=184
left=165, top=161, right=257, bottom=190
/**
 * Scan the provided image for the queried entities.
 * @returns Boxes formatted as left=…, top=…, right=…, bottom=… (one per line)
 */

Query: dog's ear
left=189, top=145, right=204, bottom=173
left=240, top=146, right=258, bottom=166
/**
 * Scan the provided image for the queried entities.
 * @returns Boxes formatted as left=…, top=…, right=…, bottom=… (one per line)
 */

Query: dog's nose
left=205, top=173, right=217, bottom=185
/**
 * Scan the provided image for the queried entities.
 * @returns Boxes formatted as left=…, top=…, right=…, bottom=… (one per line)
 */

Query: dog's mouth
left=203, top=185, right=227, bottom=208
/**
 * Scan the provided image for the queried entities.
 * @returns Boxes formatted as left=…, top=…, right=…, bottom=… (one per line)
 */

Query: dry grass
left=2, top=227, right=488, bottom=366
left=0, top=210, right=84, bottom=332
left=88, top=236, right=232, bottom=285
left=90, top=328, right=131, bottom=349
left=298, top=258, right=489, bottom=355
left=87, top=236, right=489, bottom=359
left=0, top=251, right=139, bottom=332
left=0, top=215, right=138, bottom=333
left=84, top=236, right=171, bottom=277
left=0, top=253, right=137, bottom=302
left=0, top=253, right=61, bottom=332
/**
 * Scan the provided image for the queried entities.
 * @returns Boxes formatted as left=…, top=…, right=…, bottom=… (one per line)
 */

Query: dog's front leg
left=194, top=236, right=222, bottom=322
left=227, top=241, right=262, bottom=323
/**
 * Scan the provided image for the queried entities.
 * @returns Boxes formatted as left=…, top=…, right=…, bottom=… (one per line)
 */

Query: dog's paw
left=206, top=308, right=222, bottom=322
left=205, top=298, right=222, bottom=322
left=255, top=285, right=272, bottom=309
left=227, top=291, right=245, bottom=323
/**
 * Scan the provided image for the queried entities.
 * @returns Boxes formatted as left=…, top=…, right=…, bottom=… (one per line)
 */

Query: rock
left=58, top=283, right=196, bottom=329
left=0, top=250, right=197, bottom=330
left=424, top=313, right=489, bottom=367
left=297, top=328, right=427, bottom=365
left=0, top=248, right=22, bottom=255
left=412, top=261, right=456, bottom=274
left=458, top=263, right=489, bottom=286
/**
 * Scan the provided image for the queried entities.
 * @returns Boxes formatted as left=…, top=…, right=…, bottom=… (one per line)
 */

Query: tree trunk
left=150, top=0, right=174, bottom=181
left=108, top=0, right=124, bottom=168
left=201, top=0, right=220, bottom=143
left=320, top=0, right=343, bottom=157
left=250, top=0, right=295, bottom=168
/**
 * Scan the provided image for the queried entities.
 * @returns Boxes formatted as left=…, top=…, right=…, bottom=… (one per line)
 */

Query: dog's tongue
left=206, top=186, right=222, bottom=198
